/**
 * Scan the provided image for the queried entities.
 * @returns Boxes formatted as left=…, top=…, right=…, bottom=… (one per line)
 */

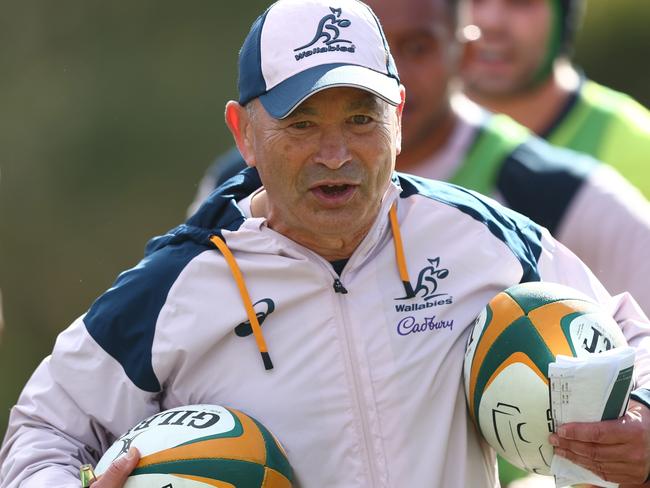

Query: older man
left=2, top=1, right=650, bottom=487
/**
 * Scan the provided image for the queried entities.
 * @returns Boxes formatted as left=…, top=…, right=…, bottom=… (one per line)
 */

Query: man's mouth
left=310, top=183, right=358, bottom=206
left=319, top=184, right=351, bottom=195
left=473, top=46, right=511, bottom=66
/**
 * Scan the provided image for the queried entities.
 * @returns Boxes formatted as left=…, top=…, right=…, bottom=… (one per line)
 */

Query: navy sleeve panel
left=85, top=167, right=262, bottom=393
left=496, top=137, right=597, bottom=234
left=207, top=147, right=248, bottom=189
left=398, top=173, right=543, bottom=283
left=84, top=240, right=209, bottom=393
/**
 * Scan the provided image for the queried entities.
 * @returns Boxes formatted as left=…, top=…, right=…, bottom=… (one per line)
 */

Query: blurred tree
left=574, top=0, right=650, bottom=106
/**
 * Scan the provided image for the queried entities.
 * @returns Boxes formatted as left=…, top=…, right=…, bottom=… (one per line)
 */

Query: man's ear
left=225, top=101, right=256, bottom=167
left=395, top=85, right=406, bottom=156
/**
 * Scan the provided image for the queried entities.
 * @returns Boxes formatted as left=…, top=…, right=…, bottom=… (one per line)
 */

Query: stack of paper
left=548, top=346, right=635, bottom=488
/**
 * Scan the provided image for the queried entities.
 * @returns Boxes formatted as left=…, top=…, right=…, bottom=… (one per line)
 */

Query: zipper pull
left=333, top=278, right=348, bottom=294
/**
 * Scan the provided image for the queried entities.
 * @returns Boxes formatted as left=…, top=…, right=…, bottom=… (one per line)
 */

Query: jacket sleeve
left=536, top=227, right=650, bottom=389
left=0, top=317, right=160, bottom=487
left=555, top=163, right=650, bottom=317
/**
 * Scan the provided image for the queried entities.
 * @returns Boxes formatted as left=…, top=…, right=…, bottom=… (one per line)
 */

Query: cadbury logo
left=397, top=315, right=454, bottom=336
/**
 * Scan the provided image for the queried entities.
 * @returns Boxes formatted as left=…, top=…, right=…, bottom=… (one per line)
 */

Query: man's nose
left=313, top=126, right=352, bottom=169
left=471, top=0, right=505, bottom=36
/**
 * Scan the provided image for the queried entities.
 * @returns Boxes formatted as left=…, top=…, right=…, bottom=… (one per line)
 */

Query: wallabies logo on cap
left=294, top=7, right=356, bottom=60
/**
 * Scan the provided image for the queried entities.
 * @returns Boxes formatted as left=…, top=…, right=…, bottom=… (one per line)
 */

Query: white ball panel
left=477, top=363, right=553, bottom=475
left=569, top=312, right=628, bottom=357
left=96, top=404, right=236, bottom=475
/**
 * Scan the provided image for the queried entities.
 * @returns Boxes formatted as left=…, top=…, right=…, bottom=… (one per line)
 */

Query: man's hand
left=91, top=448, right=140, bottom=487
left=549, top=400, right=650, bottom=486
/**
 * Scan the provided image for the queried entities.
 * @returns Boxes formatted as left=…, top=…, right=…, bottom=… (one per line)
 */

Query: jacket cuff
left=630, top=388, right=650, bottom=411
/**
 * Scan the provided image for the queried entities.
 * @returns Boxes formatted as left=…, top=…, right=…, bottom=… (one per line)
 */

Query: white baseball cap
left=237, top=0, right=402, bottom=119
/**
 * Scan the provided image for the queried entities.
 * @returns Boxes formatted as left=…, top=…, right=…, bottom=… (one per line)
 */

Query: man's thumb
left=95, top=448, right=140, bottom=487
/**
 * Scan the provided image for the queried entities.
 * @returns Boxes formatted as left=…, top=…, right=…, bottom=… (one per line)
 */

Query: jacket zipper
left=332, top=275, right=381, bottom=487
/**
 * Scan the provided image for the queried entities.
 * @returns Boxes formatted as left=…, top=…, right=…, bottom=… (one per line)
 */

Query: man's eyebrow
left=348, top=95, right=382, bottom=112
left=284, top=105, right=319, bottom=119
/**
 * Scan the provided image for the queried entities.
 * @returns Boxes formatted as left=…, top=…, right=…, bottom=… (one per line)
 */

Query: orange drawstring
left=389, top=203, right=415, bottom=298
left=209, top=201, right=413, bottom=371
left=210, top=235, right=274, bottom=370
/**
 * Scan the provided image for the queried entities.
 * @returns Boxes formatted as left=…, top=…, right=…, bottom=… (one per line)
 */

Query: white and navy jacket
left=2, top=170, right=649, bottom=487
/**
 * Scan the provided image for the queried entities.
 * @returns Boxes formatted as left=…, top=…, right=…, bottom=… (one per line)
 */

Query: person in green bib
left=462, top=0, right=650, bottom=199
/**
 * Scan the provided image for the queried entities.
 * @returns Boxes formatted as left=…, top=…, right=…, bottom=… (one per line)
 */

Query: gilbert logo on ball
left=95, top=404, right=293, bottom=487
left=463, top=282, right=628, bottom=475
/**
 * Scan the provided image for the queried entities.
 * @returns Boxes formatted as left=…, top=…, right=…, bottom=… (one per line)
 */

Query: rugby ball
left=95, top=404, right=293, bottom=487
left=463, top=282, right=627, bottom=475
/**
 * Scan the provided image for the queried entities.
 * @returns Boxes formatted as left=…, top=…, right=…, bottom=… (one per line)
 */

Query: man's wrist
left=629, top=388, right=650, bottom=483
left=630, top=388, right=650, bottom=411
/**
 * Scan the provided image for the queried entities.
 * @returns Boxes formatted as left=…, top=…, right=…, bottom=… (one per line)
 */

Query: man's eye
left=290, top=120, right=313, bottom=129
left=350, top=115, right=372, bottom=125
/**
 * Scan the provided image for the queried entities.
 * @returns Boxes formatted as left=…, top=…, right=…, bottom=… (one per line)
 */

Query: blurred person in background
left=190, top=0, right=650, bottom=321
left=462, top=0, right=650, bottom=199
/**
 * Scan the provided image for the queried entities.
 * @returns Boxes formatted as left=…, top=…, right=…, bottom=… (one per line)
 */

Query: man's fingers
left=556, top=401, right=647, bottom=444
left=557, top=419, right=627, bottom=444
left=550, top=435, right=642, bottom=462
left=92, top=447, right=140, bottom=487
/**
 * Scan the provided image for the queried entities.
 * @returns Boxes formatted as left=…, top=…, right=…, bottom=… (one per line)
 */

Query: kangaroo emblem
left=396, top=257, right=450, bottom=301
left=294, top=7, right=352, bottom=51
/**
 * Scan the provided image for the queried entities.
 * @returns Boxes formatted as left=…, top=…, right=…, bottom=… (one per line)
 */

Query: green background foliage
left=0, top=0, right=648, bottom=440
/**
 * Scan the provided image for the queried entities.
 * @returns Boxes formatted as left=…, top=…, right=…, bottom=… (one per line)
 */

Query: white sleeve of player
left=555, top=163, right=650, bottom=317
left=536, top=227, right=650, bottom=389
left=0, top=318, right=159, bottom=487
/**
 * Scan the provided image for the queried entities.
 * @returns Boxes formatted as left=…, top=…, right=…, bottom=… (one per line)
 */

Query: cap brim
left=259, top=63, right=401, bottom=119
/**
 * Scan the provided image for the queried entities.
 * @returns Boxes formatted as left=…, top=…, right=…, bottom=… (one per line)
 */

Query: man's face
left=245, top=87, right=403, bottom=241
left=366, top=0, right=458, bottom=153
left=463, top=0, right=553, bottom=97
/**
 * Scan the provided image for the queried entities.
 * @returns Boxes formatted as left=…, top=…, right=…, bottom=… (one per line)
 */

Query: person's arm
left=556, top=163, right=650, bottom=317
left=535, top=228, right=650, bottom=485
left=0, top=318, right=159, bottom=487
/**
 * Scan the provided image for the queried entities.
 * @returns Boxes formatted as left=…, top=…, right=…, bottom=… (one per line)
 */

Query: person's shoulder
left=398, top=171, right=503, bottom=212
left=83, top=231, right=214, bottom=392
left=87, top=164, right=265, bottom=389
left=397, top=173, right=544, bottom=282
left=396, top=172, right=541, bottom=234
left=580, top=80, right=650, bottom=134
left=84, top=170, right=261, bottom=392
